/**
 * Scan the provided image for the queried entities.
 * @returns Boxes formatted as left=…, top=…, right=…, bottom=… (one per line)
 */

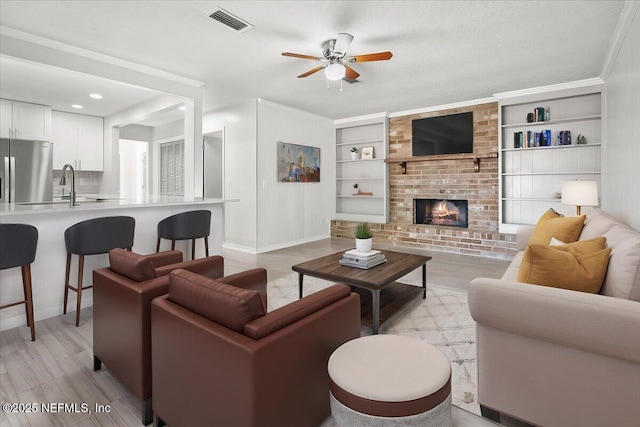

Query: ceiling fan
left=282, top=33, right=392, bottom=82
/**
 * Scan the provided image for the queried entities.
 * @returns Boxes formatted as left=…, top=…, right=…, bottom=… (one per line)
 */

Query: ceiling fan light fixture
left=325, top=63, right=346, bottom=81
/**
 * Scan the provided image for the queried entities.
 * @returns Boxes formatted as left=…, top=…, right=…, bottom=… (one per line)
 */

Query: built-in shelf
left=502, top=143, right=601, bottom=152
left=502, top=171, right=600, bottom=176
left=337, top=158, right=385, bottom=163
left=499, top=87, right=602, bottom=230
left=501, top=114, right=601, bottom=129
left=336, top=139, right=384, bottom=146
left=335, top=117, right=389, bottom=223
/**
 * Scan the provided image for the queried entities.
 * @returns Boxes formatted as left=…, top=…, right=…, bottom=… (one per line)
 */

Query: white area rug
left=268, top=273, right=480, bottom=416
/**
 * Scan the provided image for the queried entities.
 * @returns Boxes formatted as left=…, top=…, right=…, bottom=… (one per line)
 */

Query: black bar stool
left=64, top=216, right=135, bottom=326
left=156, top=210, right=211, bottom=260
left=0, top=223, right=38, bottom=341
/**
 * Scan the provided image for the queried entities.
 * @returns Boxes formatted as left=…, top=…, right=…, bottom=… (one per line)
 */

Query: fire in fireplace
left=414, top=199, right=468, bottom=228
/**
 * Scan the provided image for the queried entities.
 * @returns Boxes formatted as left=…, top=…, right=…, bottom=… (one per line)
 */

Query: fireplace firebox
left=414, top=199, right=468, bottom=228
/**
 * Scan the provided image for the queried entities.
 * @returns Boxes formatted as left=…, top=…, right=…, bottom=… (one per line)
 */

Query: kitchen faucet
left=60, top=163, right=77, bottom=207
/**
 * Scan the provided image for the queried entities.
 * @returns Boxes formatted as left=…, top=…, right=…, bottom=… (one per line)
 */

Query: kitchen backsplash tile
left=53, top=170, right=102, bottom=196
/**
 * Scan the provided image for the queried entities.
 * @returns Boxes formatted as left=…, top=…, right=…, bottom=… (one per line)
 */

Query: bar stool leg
left=22, top=264, right=36, bottom=341
left=171, top=240, right=175, bottom=250
left=191, top=238, right=196, bottom=260
left=63, top=253, right=71, bottom=314
left=204, top=236, right=209, bottom=257
left=156, top=237, right=161, bottom=253
left=75, top=255, right=84, bottom=327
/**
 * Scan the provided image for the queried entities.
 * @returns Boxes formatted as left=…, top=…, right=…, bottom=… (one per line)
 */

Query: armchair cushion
left=168, top=269, right=265, bottom=333
left=529, top=208, right=585, bottom=245
left=109, top=248, right=157, bottom=282
left=244, top=284, right=350, bottom=340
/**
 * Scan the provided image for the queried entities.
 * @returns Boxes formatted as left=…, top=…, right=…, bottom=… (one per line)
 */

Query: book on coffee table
left=339, top=257, right=387, bottom=269
left=344, top=249, right=382, bottom=259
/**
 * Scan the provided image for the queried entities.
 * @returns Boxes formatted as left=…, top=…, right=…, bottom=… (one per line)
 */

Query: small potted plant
left=353, top=183, right=359, bottom=195
left=350, top=147, right=359, bottom=160
left=354, top=222, right=373, bottom=253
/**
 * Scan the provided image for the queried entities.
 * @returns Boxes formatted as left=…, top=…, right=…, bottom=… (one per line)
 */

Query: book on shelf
left=354, top=192, right=373, bottom=196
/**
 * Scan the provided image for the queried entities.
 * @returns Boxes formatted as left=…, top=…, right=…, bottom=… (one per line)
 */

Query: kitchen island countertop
left=0, top=196, right=239, bottom=217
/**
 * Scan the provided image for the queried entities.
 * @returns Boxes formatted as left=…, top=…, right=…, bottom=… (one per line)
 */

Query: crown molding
left=601, top=0, right=639, bottom=80
left=334, top=112, right=388, bottom=126
left=493, top=78, right=604, bottom=105
left=388, top=97, right=496, bottom=118
left=0, top=26, right=205, bottom=88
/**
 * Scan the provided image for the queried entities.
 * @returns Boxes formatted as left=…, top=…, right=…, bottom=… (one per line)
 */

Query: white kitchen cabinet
left=0, top=99, right=51, bottom=141
left=52, top=111, right=104, bottom=171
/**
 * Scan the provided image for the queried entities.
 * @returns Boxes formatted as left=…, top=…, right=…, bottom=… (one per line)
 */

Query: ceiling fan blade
left=297, top=66, right=326, bottom=78
left=334, top=33, right=354, bottom=56
left=344, top=65, right=360, bottom=80
left=282, top=52, right=323, bottom=61
left=350, top=51, right=393, bottom=62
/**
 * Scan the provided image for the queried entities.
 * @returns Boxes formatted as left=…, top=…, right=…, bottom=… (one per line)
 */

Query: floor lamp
left=561, top=180, right=599, bottom=215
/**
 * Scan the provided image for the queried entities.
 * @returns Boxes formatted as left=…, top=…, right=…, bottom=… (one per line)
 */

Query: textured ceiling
left=0, top=1, right=626, bottom=120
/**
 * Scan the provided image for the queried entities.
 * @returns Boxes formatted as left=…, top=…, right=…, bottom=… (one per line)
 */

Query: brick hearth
left=331, top=102, right=518, bottom=260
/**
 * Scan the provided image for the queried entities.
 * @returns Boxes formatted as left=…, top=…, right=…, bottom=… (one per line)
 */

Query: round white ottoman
left=328, top=335, right=452, bottom=427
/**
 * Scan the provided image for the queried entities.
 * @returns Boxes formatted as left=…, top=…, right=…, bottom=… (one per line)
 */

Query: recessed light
left=178, top=106, right=186, bottom=111
left=90, top=93, right=103, bottom=99
left=72, top=104, right=84, bottom=109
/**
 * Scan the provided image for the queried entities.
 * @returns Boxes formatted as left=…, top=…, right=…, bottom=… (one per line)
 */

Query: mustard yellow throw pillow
left=528, top=208, right=586, bottom=245
left=518, top=238, right=611, bottom=294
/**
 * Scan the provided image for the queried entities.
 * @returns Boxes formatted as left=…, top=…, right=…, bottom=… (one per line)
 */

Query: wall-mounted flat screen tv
left=412, top=112, right=474, bottom=156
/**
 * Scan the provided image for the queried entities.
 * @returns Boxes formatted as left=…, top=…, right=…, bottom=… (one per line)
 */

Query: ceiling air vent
left=208, top=8, right=253, bottom=33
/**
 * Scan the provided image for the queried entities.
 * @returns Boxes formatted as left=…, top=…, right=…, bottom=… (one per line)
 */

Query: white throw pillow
left=600, top=225, right=640, bottom=301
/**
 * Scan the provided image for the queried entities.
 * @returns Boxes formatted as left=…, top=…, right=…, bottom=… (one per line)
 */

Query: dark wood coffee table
left=292, top=250, right=432, bottom=334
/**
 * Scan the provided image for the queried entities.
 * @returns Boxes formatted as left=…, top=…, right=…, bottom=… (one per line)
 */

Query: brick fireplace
left=331, top=102, right=518, bottom=259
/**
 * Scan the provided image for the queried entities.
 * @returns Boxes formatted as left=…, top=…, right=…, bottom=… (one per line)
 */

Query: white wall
left=203, top=101, right=258, bottom=250
left=153, top=119, right=184, bottom=141
left=603, top=5, right=640, bottom=230
left=256, top=99, right=335, bottom=252
left=204, top=134, right=223, bottom=199
left=119, top=124, right=153, bottom=142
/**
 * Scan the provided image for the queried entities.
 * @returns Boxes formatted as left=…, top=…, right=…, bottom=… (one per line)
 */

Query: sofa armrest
left=468, top=278, right=640, bottom=363
left=155, top=255, right=224, bottom=280
left=147, top=250, right=183, bottom=268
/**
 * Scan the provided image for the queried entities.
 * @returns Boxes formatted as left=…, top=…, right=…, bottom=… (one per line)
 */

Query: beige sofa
left=468, top=208, right=640, bottom=427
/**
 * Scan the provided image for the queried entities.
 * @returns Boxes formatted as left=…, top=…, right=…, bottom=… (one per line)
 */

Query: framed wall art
left=278, top=142, right=321, bottom=182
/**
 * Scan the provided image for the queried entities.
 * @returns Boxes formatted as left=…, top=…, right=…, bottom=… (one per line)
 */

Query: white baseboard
left=222, top=242, right=258, bottom=254
left=0, top=294, right=94, bottom=332
left=255, top=234, right=330, bottom=254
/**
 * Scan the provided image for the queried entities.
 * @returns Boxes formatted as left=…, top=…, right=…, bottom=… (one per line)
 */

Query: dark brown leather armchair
left=151, top=269, right=361, bottom=427
left=93, top=249, right=265, bottom=425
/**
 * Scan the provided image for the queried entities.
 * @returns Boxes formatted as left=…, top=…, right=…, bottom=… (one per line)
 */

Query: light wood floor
left=0, top=237, right=513, bottom=427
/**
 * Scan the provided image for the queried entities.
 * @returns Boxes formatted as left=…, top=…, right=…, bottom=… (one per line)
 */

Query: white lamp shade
left=561, top=181, right=599, bottom=206
left=325, top=63, right=346, bottom=81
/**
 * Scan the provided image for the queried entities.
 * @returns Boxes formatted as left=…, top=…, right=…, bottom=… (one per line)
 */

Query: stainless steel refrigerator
left=0, top=137, right=53, bottom=203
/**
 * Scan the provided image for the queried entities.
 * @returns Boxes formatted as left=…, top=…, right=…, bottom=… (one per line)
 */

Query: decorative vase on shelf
left=354, top=222, right=373, bottom=253
left=350, top=147, right=359, bottom=160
